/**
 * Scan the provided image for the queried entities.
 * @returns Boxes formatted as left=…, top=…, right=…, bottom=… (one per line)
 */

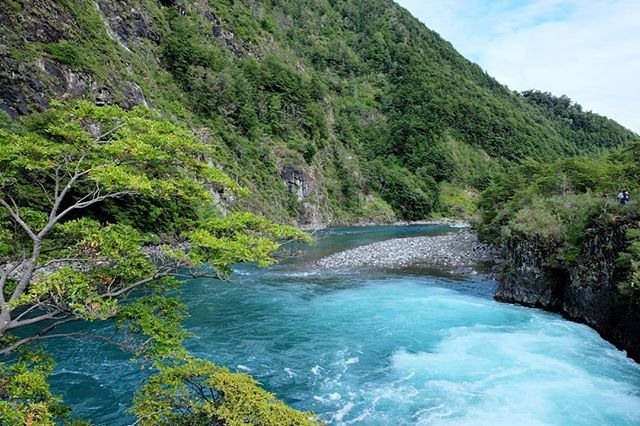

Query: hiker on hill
left=624, top=191, right=631, bottom=205
left=618, top=191, right=626, bottom=204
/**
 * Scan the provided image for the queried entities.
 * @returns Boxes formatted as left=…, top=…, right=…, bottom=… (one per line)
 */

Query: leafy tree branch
left=0, top=102, right=317, bottom=425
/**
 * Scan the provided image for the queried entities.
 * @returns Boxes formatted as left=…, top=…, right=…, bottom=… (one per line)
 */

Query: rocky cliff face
left=496, top=225, right=640, bottom=361
left=0, top=0, right=397, bottom=228
left=279, top=163, right=332, bottom=226
left=0, top=0, right=149, bottom=117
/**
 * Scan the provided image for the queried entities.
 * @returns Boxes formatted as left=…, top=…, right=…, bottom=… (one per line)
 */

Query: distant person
left=624, top=191, right=631, bottom=205
left=618, top=191, right=626, bottom=205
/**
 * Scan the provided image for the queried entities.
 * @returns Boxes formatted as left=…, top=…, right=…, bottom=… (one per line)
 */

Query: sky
left=395, top=0, right=640, bottom=133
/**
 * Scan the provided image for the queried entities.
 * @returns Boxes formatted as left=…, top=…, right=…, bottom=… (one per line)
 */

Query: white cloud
left=395, top=0, right=640, bottom=132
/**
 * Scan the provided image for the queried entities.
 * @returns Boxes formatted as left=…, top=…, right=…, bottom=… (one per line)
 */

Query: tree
left=133, top=357, right=318, bottom=426
left=0, top=101, right=318, bottom=425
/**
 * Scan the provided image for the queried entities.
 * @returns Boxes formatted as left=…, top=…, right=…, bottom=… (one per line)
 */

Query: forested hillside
left=520, top=90, right=634, bottom=151
left=0, top=0, right=636, bottom=225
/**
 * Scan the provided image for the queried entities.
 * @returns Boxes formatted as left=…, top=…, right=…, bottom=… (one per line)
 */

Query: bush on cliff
left=476, top=140, right=640, bottom=301
left=616, top=227, right=640, bottom=303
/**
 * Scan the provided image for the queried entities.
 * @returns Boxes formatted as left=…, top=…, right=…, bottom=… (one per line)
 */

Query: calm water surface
left=47, top=225, right=640, bottom=425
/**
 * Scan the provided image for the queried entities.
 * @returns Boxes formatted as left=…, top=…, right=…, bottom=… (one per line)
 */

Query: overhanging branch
left=0, top=198, right=37, bottom=241
left=0, top=317, right=74, bottom=355
left=6, top=309, right=66, bottom=331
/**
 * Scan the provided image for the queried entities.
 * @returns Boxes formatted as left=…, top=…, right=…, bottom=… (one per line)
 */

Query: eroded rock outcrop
left=496, top=224, right=640, bottom=361
left=0, top=0, right=153, bottom=116
left=279, top=163, right=331, bottom=226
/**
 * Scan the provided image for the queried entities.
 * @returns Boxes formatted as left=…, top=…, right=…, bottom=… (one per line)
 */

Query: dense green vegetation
left=0, top=0, right=636, bottom=223
left=476, top=140, right=640, bottom=300
left=133, top=357, right=319, bottom=426
left=520, top=90, right=635, bottom=151
left=1, top=0, right=639, bottom=421
left=0, top=102, right=317, bottom=425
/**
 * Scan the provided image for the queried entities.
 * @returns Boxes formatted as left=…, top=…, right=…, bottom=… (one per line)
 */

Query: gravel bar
left=314, top=230, right=499, bottom=275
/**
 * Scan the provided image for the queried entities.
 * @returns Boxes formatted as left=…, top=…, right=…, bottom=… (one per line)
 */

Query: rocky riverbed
left=315, top=230, right=499, bottom=275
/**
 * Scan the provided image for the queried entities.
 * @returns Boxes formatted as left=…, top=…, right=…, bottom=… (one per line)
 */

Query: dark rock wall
left=495, top=236, right=566, bottom=311
left=279, top=163, right=331, bottom=225
left=496, top=225, right=640, bottom=361
left=0, top=0, right=152, bottom=117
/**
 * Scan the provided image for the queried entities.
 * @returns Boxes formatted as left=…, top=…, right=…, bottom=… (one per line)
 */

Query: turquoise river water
left=46, top=225, right=640, bottom=425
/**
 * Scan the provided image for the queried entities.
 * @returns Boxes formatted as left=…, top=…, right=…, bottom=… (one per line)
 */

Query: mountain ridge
left=0, top=0, right=636, bottom=225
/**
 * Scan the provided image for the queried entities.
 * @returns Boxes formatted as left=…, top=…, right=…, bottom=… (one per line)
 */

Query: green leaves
left=476, top=138, right=640, bottom=300
left=132, top=357, right=321, bottom=426
left=116, top=296, right=191, bottom=359
left=0, top=101, right=315, bottom=424
left=187, top=212, right=312, bottom=276
left=617, top=227, right=640, bottom=303
left=0, top=350, right=77, bottom=426
left=366, top=160, right=439, bottom=221
left=1, top=101, right=241, bottom=220
left=0, top=100, right=252, bottom=261
left=476, top=148, right=640, bottom=244
left=13, top=267, right=103, bottom=317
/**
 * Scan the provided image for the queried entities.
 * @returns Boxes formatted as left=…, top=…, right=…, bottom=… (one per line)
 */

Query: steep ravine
left=495, top=225, right=640, bottom=362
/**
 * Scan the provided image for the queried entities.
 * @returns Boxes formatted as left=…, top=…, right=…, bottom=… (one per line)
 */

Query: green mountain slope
left=0, top=0, right=636, bottom=224
left=520, top=90, right=635, bottom=150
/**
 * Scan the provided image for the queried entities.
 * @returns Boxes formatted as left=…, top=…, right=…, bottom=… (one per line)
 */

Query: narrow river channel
left=48, top=225, right=640, bottom=425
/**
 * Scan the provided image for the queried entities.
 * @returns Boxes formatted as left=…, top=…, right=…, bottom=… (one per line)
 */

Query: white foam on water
left=332, top=402, right=355, bottom=422
left=386, top=325, right=640, bottom=426
left=345, top=356, right=359, bottom=365
left=345, top=410, right=372, bottom=424
left=275, top=283, right=640, bottom=425
left=280, top=271, right=322, bottom=278
left=311, top=364, right=322, bottom=376
left=51, top=226, right=640, bottom=426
